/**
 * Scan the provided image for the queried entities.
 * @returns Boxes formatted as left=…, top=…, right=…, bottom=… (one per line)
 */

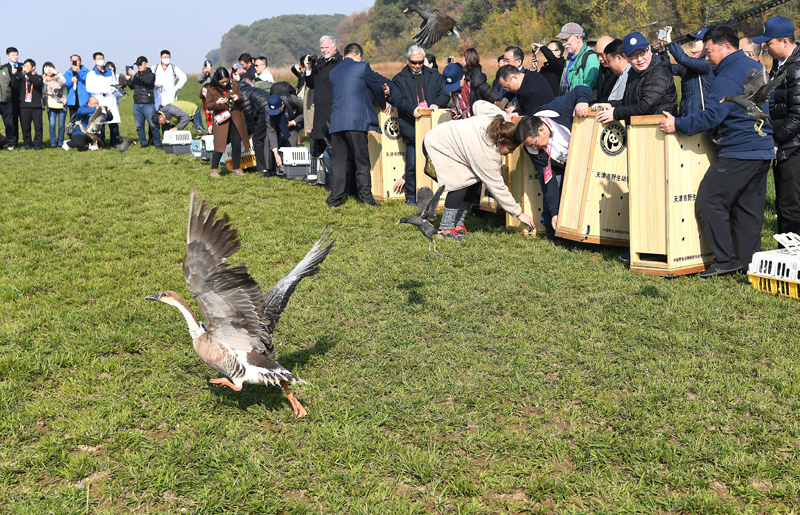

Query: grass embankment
left=1, top=80, right=799, bottom=514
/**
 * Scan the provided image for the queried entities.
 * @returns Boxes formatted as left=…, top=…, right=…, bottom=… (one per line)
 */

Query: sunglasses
left=409, top=60, right=424, bottom=65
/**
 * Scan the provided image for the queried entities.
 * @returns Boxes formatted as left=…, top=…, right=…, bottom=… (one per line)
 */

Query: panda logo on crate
left=600, top=123, right=626, bottom=157
left=383, top=116, right=401, bottom=141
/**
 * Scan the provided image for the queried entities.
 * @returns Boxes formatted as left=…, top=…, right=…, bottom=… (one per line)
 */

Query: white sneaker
left=88, top=144, right=99, bottom=151
left=61, top=142, right=70, bottom=151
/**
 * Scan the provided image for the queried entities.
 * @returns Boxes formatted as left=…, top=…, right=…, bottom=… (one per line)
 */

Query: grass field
left=2, top=80, right=799, bottom=514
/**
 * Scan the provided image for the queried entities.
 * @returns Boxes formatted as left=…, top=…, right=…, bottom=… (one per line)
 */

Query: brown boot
left=231, top=169, right=244, bottom=176
left=210, top=169, right=220, bottom=178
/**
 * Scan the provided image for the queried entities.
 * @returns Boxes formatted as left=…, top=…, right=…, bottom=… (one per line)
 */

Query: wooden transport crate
left=627, top=115, right=716, bottom=276
left=556, top=112, right=630, bottom=246
left=368, top=108, right=407, bottom=202
left=504, top=145, right=546, bottom=237
left=414, top=109, right=452, bottom=209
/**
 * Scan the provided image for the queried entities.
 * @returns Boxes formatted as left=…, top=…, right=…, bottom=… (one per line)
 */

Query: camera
left=72, top=60, right=78, bottom=66
left=658, top=29, right=667, bottom=40
left=307, top=54, right=318, bottom=68
left=446, top=56, right=454, bottom=64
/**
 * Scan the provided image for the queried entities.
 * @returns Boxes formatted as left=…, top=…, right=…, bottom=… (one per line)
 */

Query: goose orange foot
left=280, top=379, right=307, bottom=419
left=209, top=377, right=242, bottom=391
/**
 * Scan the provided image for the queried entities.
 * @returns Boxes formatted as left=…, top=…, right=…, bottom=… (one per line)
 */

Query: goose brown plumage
left=146, top=191, right=335, bottom=418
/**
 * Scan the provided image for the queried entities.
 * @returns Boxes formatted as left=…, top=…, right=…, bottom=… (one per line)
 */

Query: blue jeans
left=48, top=108, right=66, bottom=147
left=192, top=110, right=204, bottom=131
left=132, top=103, right=160, bottom=147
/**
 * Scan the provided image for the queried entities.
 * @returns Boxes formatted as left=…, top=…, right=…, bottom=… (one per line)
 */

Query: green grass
left=2, top=80, right=799, bottom=514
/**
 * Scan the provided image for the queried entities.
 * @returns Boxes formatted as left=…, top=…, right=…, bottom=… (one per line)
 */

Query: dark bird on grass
left=115, top=137, right=136, bottom=153
left=146, top=191, right=335, bottom=419
left=397, top=185, right=445, bottom=254
left=720, top=66, right=787, bottom=137
left=404, top=5, right=461, bottom=48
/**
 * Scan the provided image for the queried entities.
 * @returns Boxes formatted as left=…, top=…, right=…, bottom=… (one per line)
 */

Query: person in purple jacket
left=660, top=24, right=775, bottom=278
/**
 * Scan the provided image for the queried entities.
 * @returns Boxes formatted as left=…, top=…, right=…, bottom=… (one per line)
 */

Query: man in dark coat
left=125, top=56, right=160, bottom=148
left=327, top=43, right=390, bottom=207
left=240, top=79, right=277, bottom=176
left=757, top=16, right=800, bottom=241
left=660, top=24, right=775, bottom=277
left=390, top=45, right=450, bottom=204
left=596, top=31, right=678, bottom=124
left=496, top=65, right=555, bottom=115
left=306, top=36, right=342, bottom=154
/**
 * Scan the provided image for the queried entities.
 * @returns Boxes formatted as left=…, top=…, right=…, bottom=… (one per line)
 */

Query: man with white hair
left=306, top=35, right=343, bottom=178
left=557, top=22, right=600, bottom=93
left=389, top=44, right=449, bottom=204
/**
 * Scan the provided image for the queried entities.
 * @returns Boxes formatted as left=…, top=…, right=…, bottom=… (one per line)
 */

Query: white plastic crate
left=747, top=233, right=800, bottom=300
left=279, top=146, right=311, bottom=166
left=162, top=130, right=193, bottom=145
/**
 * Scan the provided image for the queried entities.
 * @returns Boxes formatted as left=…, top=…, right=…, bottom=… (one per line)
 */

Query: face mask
left=96, top=59, right=105, bottom=67
left=161, top=58, right=171, bottom=66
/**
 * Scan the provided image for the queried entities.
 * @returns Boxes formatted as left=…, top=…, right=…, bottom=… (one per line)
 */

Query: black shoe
left=699, top=263, right=742, bottom=278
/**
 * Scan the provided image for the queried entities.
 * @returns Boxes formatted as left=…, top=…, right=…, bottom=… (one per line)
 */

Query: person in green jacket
left=153, top=100, right=206, bottom=135
left=557, top=22, right=600, bottom=94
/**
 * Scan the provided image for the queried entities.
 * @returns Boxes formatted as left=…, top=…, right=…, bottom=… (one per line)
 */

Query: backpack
left=560, top=48, right=596, bottom=95
left=270, top=81, right=296, bottom=97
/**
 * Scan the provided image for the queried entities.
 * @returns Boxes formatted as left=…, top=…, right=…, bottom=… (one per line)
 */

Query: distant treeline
left=207, top=1, right=800, bottom=67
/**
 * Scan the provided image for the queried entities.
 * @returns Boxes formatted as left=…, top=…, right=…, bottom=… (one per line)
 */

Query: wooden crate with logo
left=368, top=108, right=407, bottom=202
left=556, top=112, right=630, bottom=246
left=504, top=144, right=546, bottom=237
left=414, top=109, right=453, bottom=209
left=627, top=115, right=716, bottom=276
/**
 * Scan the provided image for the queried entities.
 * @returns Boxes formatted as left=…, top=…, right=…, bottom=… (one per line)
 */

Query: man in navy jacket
left=660, top=24, right=775, bottom=277
left=327, top=43, right=391, bottom=207
left=390, top=45, right=450, bottom=204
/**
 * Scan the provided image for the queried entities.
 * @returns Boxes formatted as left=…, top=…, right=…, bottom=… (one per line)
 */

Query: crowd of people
left=1, top=14, right=797, bottom=278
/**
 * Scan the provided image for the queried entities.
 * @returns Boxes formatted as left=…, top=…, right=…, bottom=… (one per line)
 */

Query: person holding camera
left=64, top=55, right=89, bottom=120
left=126, top=56, right=161, bottom=148
left=18, top=59, right=43, bottom=150
left=42, top=62, right=67, bottom=148
left=205, top=67, right=250, bottom=178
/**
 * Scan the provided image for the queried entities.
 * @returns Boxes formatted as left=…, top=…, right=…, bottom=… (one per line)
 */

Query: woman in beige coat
left=205, top=68, right=251, bottom=178
left=423, top=101, right=535, bottom=238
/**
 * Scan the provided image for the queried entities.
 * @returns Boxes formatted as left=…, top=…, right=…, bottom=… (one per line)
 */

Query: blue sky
left=4, top=0, right=373, bottom=74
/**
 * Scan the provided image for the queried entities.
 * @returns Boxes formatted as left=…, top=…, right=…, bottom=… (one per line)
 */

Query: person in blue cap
left=660, top=24, right=775, bottom=277
left=595, top=30, right=677, bottom=124
left=660, top=26, right=714, bottom=117
left=755, top=16, right=800, bottom=241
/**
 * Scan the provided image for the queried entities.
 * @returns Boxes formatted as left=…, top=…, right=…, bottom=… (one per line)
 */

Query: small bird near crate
left=279, top=147, right=312, bottom=179
left=747, top=233, right=800, bottom=300
left=162, top=130, right=193, bottom=155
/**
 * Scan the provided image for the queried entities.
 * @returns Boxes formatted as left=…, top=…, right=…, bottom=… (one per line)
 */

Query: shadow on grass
left=202, top=335, right=338, bottom=412
left=398, top=280, right=425, bottom=305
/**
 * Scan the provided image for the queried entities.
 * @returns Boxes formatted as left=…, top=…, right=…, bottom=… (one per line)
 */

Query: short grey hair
left=406, top=45, right=426, bottom=59
left=320, top=35, right=336, bottom=46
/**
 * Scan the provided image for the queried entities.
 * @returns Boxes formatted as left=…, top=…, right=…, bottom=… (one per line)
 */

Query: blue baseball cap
left=202, top=59, right=213, bottom=68
left=688, top=28, right=708, bottom=40
left=442, top=63, right=464, bottom=93
left=268, top=94, right=283, bottom=115
left=753, top=16, right=796, bottom=44
left=623, top=31, right=649, bottom=56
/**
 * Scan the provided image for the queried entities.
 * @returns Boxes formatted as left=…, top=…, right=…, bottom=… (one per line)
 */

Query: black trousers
left=773, top=151, right=800, bottom=238
left=19, top=107, right=42, bottom=149
left=251, top=112, right=268, bottom=172
left=67, top=133, right=91, bottom=149
left=327, top=130, right=375, bottom=206
left=0, top=102, right=14, bottom=146
left=10, top=98, right=20, bottom=146
left=695, top=157, right=770, bottom=268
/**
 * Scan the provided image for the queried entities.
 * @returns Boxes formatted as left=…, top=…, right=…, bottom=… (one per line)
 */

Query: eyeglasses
left=628, top=48, right=650, bottom=61
left=409, top=60, right=424, bottom=65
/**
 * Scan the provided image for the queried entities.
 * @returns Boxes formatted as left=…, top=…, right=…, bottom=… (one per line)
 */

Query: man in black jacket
left=496, top=65, right=555, bottom=116
left=596, top=31, right=677, bottom=124
left=305, top=35, right=342, bottom=168
left=125, top=56, right=160, bottom=148
left=390, top=45, right=450, bottom=204
left=757, top=16, right=800, bottom=239
left=240, top=79, right=279, bottom=176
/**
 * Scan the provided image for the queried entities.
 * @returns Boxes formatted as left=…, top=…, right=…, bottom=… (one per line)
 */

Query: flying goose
left=146, top=191, right=335, bottom=418
left=721, top=66, right=786, bottom=137
left=404, top=5, right=461, bottom=48
left=397, top=185, right=445, bottom=254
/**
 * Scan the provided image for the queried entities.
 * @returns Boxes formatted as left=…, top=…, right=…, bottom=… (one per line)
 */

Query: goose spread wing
left=420, top=184, right=445, bottom=221
left=261, top=228, right=335, bottom=333
left=183, top=191, right=268, bottom=352
left=752, top=66, right=787, bottom=105
left=415, top=186, right=435, bottom=216
left=413, top=10, right=456, bottom=48
left=743, top=68, right=767, bottom=98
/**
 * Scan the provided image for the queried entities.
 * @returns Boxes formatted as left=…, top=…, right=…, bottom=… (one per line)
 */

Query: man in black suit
left=327, top=43, right=391, bottom=207
left=306, top=35, right=343, bottom=183
left=390, top=45, right=450, bottom=205
left=496, top=65, right=554, bottom=115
